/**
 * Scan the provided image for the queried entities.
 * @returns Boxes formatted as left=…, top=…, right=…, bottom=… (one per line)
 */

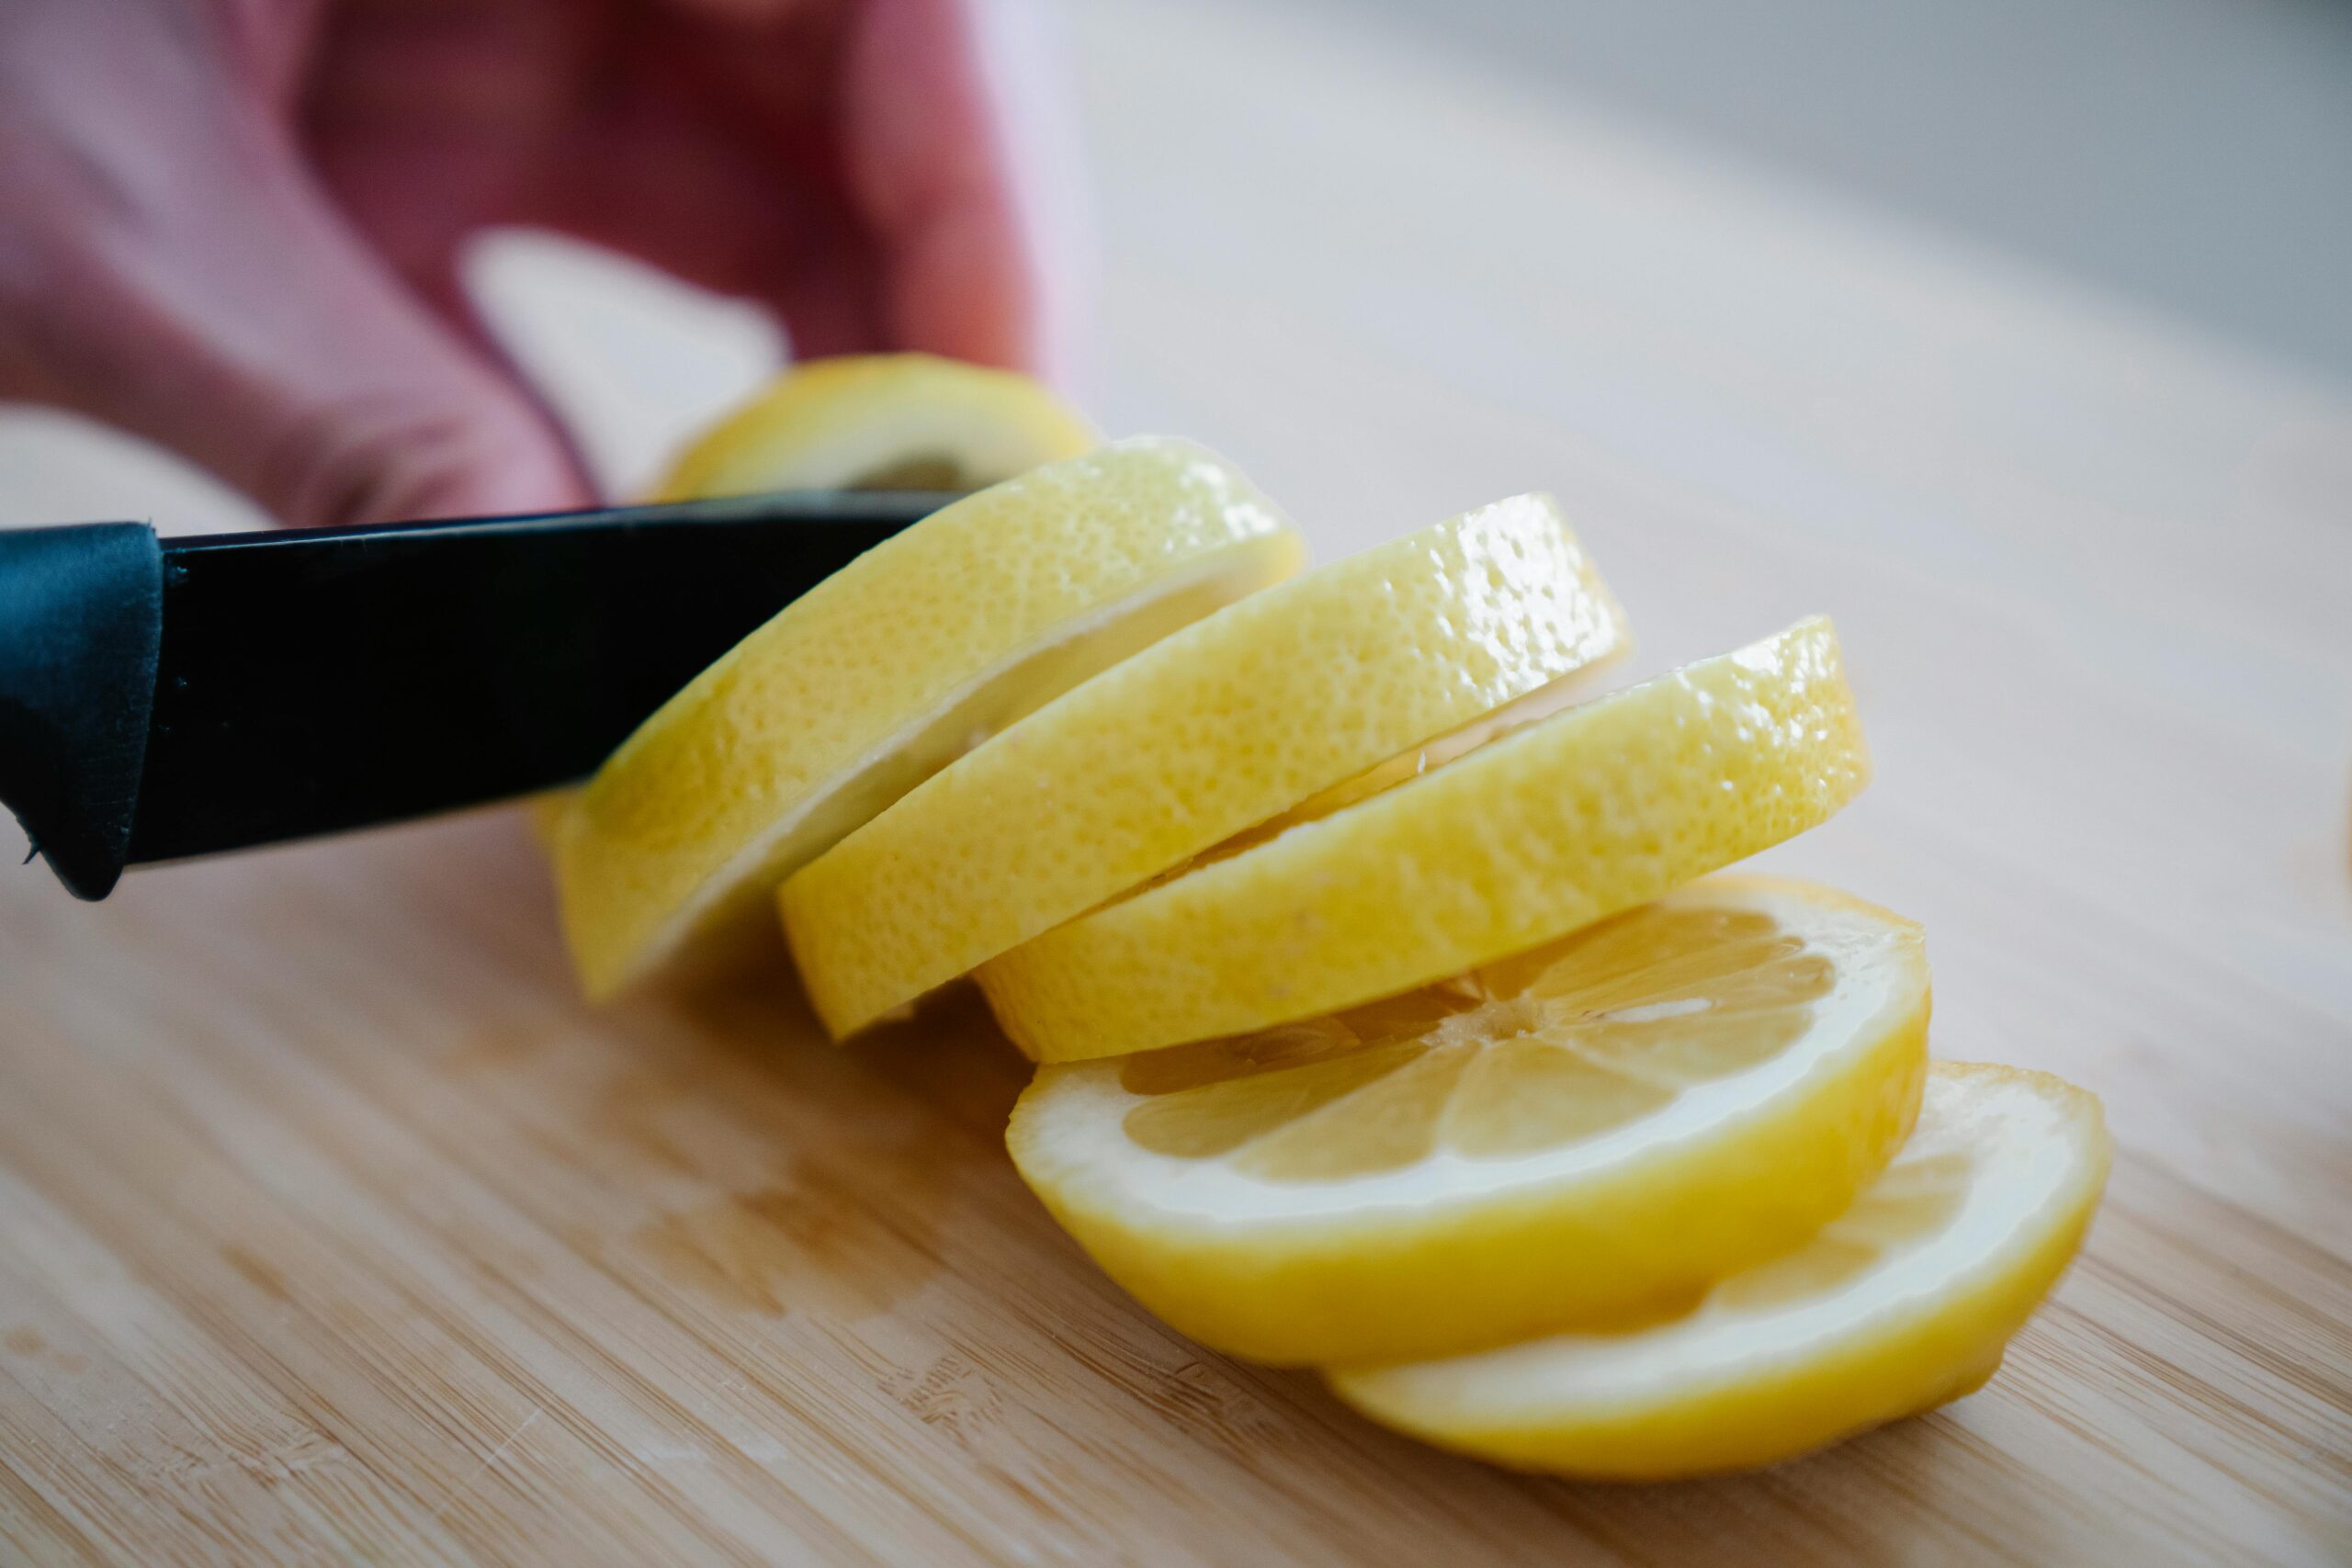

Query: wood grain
left=2, top=0, right=2348, bottom=1562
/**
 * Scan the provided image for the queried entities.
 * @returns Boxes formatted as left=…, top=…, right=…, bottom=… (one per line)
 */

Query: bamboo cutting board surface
left=2, top=1, right=2349, bottom=1562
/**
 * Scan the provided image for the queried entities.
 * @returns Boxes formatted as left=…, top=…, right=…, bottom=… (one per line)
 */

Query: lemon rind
left=782, top=493, right=1631, bottom=1038
left=1007, top=878, right=1930, bottom=1365
left=981, top=616, right=1869, bottom=1062
left=1325, top=1062, right=2111, bottom=1477
left=556, top=435, right=1305, bottom=998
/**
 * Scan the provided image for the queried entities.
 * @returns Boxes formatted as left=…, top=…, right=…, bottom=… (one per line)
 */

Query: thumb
left=0, top=8, right=588, bottom=527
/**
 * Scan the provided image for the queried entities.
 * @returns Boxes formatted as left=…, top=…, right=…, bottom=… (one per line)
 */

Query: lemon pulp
left=1009, top=878, right=1928, bottom=1365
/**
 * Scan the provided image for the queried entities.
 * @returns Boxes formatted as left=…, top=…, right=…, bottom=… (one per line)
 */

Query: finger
left=299, top=0, right=584, bottom=285
left=837, top=0, right=1082, bottom=378
left=514, top=61, right=890, bottom=355
left=556, top=0, right=1079, bottom=375
left=0, top=2, right=590, bottom=527
left=509, top=2, right=897, bottom=357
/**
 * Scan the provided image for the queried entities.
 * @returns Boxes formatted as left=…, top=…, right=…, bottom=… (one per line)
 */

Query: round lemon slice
left=780, top=494, right=1630, bottom=1039
left=1329, top=1061, right=2110, bottom=1478
left=654, top=354, right=1099, bottom=498
left=1006, top=877, right=1929, bottom=1366
left=980, top=616, right=1869, bottom=1061
left=552, top=436, right=1306, bottom=998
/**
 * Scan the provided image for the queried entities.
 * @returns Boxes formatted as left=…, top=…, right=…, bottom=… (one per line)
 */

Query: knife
left=0, top=491, right=957, bottom=900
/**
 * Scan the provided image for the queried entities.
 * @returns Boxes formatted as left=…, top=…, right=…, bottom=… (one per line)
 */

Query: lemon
left=1329, top=1061, right=2109, bottom=1478
left=552, top=435, right=1306, bottom=998
left=780, top=494, right=1630, bottom=1039
left=1005, top=877, right=1928, bottom=1365
left=654, top=354, right=1098, bottom=498
left=981, top=616, right=1869, bottom=1061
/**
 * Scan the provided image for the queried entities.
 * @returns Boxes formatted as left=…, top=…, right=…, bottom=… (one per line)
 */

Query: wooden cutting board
left=0, top=789, right=2339, bottom=1568
left=3, top=2, right=2347, bottom=1562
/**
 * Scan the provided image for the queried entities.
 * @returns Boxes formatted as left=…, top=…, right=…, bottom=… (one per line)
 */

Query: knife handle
left=0, top=523, right=163, bottom=899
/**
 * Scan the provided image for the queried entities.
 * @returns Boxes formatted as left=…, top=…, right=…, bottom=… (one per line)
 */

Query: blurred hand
left=0, top=0, right=1070, bottom=526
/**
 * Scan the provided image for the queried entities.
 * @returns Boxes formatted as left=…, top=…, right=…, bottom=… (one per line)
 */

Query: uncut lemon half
left=655, top=354, right=1098, bottom=497
left=1329, top=1062, right=2110, bottom=1478
left=981, top=616, right=1869, bottom=1062
left=1007, top=877, right=1929, bottom=1366
left=552, top=436, right=1306, bottom=998
left=780, top=494, right=1630, bottom=1039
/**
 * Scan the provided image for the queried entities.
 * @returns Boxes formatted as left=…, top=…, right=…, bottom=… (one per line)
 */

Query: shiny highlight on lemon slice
left=1329, top=1062, right=2109, bottom=1477
left=1007, top=878, right=1928, bottom=1365
left=981, top=616, right=1869, bottom=1062
left=781, top=494, right=1630, bottom=1039
left=553, top=437, right=1306, bottom=998
left=655, top=354, right=1098, bottom=498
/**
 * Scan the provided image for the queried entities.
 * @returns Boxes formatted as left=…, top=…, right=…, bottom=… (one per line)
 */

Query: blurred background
left=1306, top=0, right=2352, bottom=379
left=6, top=0, right=2348, bottom=527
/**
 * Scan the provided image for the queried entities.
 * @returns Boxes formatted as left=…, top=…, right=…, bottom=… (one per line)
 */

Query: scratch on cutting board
left=429, top=1406, right=543, bottom=1524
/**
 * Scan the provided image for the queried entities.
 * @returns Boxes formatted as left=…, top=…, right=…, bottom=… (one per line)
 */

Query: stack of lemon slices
left=548, top=356, right=2111, bottom=1480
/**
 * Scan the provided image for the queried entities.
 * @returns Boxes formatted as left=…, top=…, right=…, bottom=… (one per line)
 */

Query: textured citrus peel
left=980, top=615, right=1870, bottom=1062
left=655, top=353, right=1099, bottom=499
left=1326, top=1062, right=2111, bottom=1478
left=554, top=435, right=1304, bottom=998
left=781, top=492, right=1630, bottom=1039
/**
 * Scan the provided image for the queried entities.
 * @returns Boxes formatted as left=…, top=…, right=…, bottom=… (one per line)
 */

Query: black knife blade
left=0, top=491, right=957, bottom=900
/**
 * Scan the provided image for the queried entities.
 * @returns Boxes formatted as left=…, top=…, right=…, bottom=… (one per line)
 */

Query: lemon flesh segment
left=981, top=615, right=1868, bottom=1062
left=552, top=437, right=1306, bottom=999
left=1006, top=877, right=1929, bottom=1366
left=1329, top=1061, right=2110, bottom=1478
left=655, top=354, right=1098, bottom=498
left=781, top=493, right=1630, bottom=1040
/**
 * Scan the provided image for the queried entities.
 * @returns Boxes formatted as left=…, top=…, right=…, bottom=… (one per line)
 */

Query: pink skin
left=0, top=0, right=1072, bottom=527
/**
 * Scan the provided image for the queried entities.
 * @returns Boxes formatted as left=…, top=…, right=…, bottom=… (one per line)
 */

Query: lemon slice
left=1006, top=877, right=1928, bottom=1365
left=654, top=354, right=1099, bottom=498
left=552, top=436, right=1306, bottom=998
left=1329, top=1062, right=2110, bottom=1478
left=780, top=494, right=1630, bottom=1039
left=980, top=616, right=1869, bottom=1062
